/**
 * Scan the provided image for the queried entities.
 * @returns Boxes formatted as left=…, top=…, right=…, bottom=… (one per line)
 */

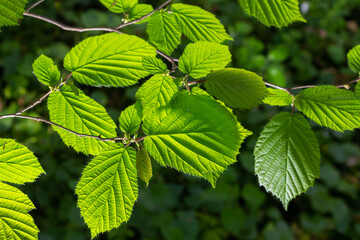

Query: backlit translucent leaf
left=347, top=45, right=360, bottom=74
left=205, top=68, right=268, bottom=109
left=64, top=33, right=156, bottom=87
left=142, top=56, right=168, bottom=74
left=172, top=3, right=232, bottom=43
left=48, top=85, right=117, bottom=155
left=99, top=0, right=137, bottom=13
left=136, top=74, right=178, bottom=118
left=255, top=112, right=320, bottom=210
left=0, top=139, right=44, bottom=184
left=136, top=147, right=152, bottom=187
left=32, top=54, right=60, bottom=87
left=119, top=103, right=142, bottom=135
left=263, top=88, right=293, bottom=106
left=356, top=82, right=360, bottom=97
left=143, top=91, right=252, bottom=187
left=76, top=145, right=138, bottom=238
left=238, top=0, right=306, bottom=28
left=0, top=182, right=39, bottom=240
left=147, top=11, right=181, bottom=55
left=0, top=0, right=28, bottom=30
left=178, top=41, right=231, bottom=79
left=295, top=85, right=360, bottom=132
left=128, top=4, right=153, bottom=22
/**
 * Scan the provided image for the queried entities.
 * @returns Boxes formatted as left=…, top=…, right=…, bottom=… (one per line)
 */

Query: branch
left=0, top=114, right=124, bottom=142
left=16, top=90, right=52, bottom=115
left=26, top=0, right=45, bottom=12
left=157, top=50, right=178, bottom=73
left=115, top=0, right=173, bottom=29
left=23, top=12, right=122, bottom=33
left=264, top=82, right=292, bottom=95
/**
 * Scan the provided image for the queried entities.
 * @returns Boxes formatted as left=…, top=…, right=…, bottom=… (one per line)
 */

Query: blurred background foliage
left=1, top=0, right=360, bottom=239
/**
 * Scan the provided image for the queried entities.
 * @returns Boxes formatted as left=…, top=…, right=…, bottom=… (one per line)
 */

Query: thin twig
left=157, top=50, right=178, bottom=73
left=134, top=136, right=146, bottom=143
left=0, top=115, right=124, bottom=142
left=288, top=78, right=360, bottom=91
left=288, top=85, right=317, bottom=90
left=26, top=0, right=45, bottom=12
left=23, top=12, right=122, bottom=33
left=264, top=82, right=292, bottom=95
left=336, top=78, right=360, bottom=88
left=16, top=90, right=52, bottom=115
left=188, top=79, right=207, bottom=85
left=116, top=0, right=173, bottom=29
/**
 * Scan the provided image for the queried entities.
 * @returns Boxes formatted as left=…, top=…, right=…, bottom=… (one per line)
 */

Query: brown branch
left=23, top=12, right=122, bottom=33
left=134, top=136, right=146, bottom=143
left=157, top=50, right=178, bottom=73
left=0, top=115, right=124, bottom=142
left=115, top=0, right=173, bottom=29
left=26, top=0, right=45, bottom=12
left=16, top=90, right=52, bottom=115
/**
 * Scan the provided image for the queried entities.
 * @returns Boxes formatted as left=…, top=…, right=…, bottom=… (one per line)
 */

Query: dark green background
left=1, top=0, right=360, bottom=239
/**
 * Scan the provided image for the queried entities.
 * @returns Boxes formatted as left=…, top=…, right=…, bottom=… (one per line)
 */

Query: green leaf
left=254, top=112, right=320, bottom=210
left=172, top=3, right=232, bottom=43
left=128, top=4, right=153, bottom=23
left=142, top=56, right=168, bottom=74
left=147, top=11, right=181, bottom=55
left=0, top=139, right=44, bottom=184
left=263, top=88, right=293, bottom=106
left=76, top=145, right=138, bottom=238
left=32, top=54, right=60, bottom=87
left=238, top=0, right=306, bottom=28
left=0, top=0, right=28, bottom=30
left=0, top=182, right=39, bottom=240
left=356, top=82, right=360, bottom=97
left=142, top=91, right=252, bottom=187
left=99, top=0, right=137, bottom=13
left=119, top=103, right=142, bottom=135
left=178, top=41, right=231, bottom=79
left=64, top=33, right=156, bottom=87
left=204, top=68, right=269, bottom=109
left=136, top=147, right=152, bottom=187
left=295, top=85, right=360, bottom=132
left=136, top=74, right=178, bottom=118
left=48, top=85, right=117, bottom=155
left=347, top=45, right=360, bottom=74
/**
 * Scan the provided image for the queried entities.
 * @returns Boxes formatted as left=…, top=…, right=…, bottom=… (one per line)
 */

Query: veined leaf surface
left=143, top=91, right=251, bottom=187
left=147, top=11, right=181, bottom=55
left=178, top=41, right=231, bottom=79
left=172, top=3, right=232, bottom=43
left=99, top=0, right=137, bottom=13
left=76, top=145, right=138, bottom=238
left=347, top=45, right=360, bottom=74
left=64, top=33, right=156, bottom=87
left=0, top=139, right=44, bottom=184
left=205, top=68, right=268, bottom=109
left=263, top=88, right=293, bottom=106
left=0, top=0, right=28, bottom=30
left=238, top=0, right=306, bottom=27
left=128, top=4, right=154, bottom=22
left=0, top=182, right=39, bottom=240
left=119, top=103, right=142, bottom=135
left=136, top=74, right=178, bottom=118
left=136, top=148, right=152, bottom=187
left=33, top=54, right=60, bottom=87
left=254, top=112, right=320, bottom=210
left=142, top=56, right=168, bottom=74
left=48, top=85, right=117, bottom=155
left=295, top=85, right=360, bottom=132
